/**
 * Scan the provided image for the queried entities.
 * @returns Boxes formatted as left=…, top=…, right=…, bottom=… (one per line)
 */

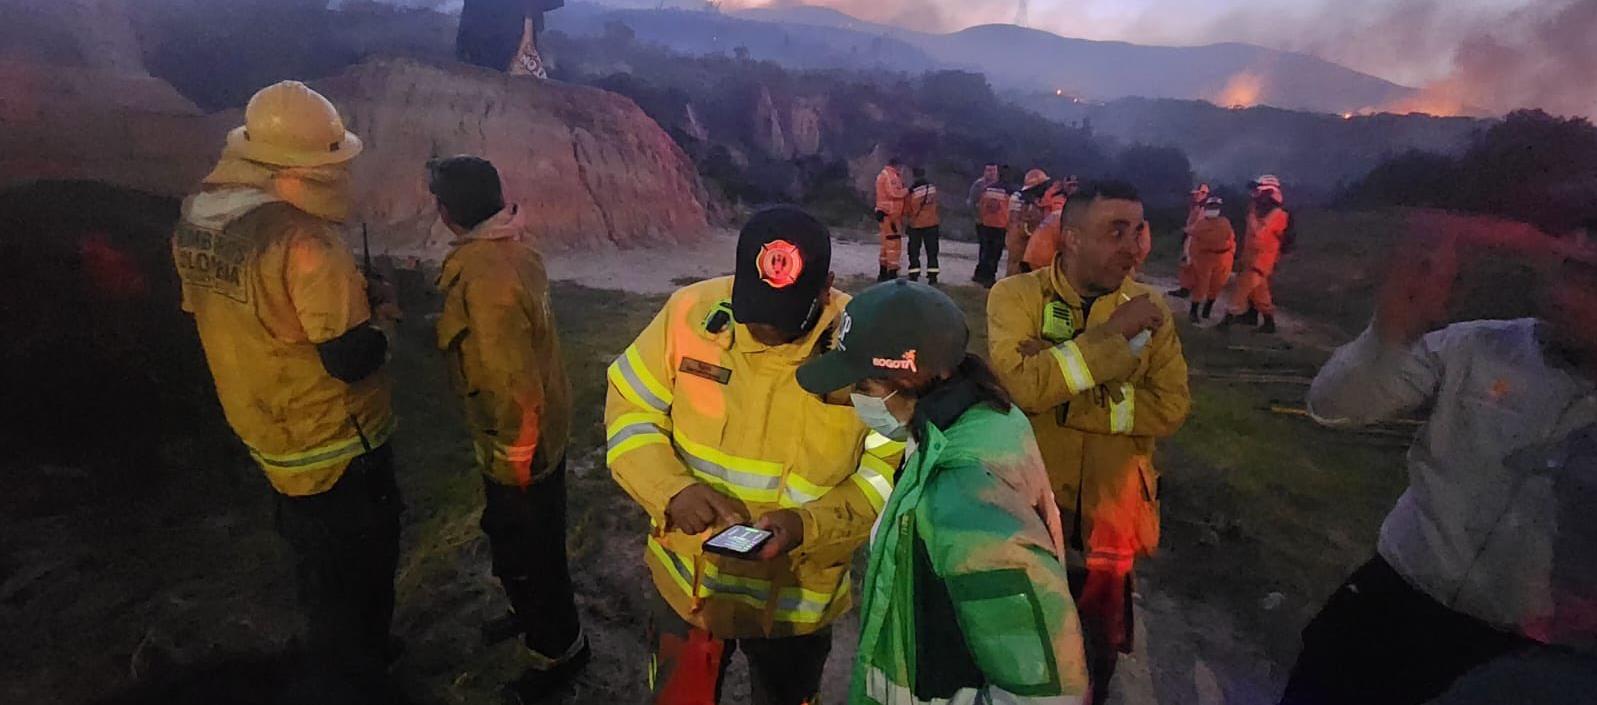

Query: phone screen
left=705, top=525, right=773, bottom=555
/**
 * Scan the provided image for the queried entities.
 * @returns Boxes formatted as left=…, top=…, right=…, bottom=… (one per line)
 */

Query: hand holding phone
left=668, top=484, right=747, bottom=535
left=704, top=524, right=774, bottom=558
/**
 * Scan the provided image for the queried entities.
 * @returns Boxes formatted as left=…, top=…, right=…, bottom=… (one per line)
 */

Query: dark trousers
left=481, top=458, right=584, bottom=665
left=456, top=0, right=536, bottom=70
left=274, top=444, right=402, bottom=700
left=645, top=591, right=832, bottom=705
left=1280, top=555, right=1531, bottom=705
left=907, top=225, right=941, bottom=280
left=1067, top=566, right=1135, bottom=705
left=974, top=225, right=1005, bottom=283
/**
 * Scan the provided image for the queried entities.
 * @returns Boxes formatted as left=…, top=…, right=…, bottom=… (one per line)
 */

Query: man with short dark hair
left=430, top=155, right=588, bottom=701
left=969, top=163, right=1009, bottom=286
left=1281, top=232, right=1597, bottom=705
left=988, top=180, right=1191, bottom=703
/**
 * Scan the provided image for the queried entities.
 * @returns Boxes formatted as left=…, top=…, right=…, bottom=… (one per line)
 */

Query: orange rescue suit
left=875, top=166, right=909, bottom=269
left=1228, top=206, right=1289, bottom=316
left=904, top=183, right=940, bottom=229
left=977, top=185, right=1012, bottom=230
left=1185, top=216, right=1236, bottom=303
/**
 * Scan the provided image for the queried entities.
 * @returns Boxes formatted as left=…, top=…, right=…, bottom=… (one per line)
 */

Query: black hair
left=427, top=156, right=505, bottom=230
left=910, top=354, right=1014, bottom=412
left=888, top=156, right=904, bottom=167
left=912, top=167, right=927, bottom=179
left=1062, top=179, right=1141, bottom=225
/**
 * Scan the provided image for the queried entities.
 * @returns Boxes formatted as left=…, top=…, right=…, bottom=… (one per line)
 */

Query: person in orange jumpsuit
left=1184, top=195, right=1236, bottom=322
left=1021, top=180, right=1070, bottom=271
left=874, top=157, right=910, bottom=281
left=1169, top=183, right=1209, bottom=298
left=1220, top=176, right=1289, bottom=334
left=1007, top=169, right=1053, bottom=276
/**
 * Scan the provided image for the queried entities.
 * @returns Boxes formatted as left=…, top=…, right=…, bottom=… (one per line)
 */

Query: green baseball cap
left=796, top=280, right=969, bottom=394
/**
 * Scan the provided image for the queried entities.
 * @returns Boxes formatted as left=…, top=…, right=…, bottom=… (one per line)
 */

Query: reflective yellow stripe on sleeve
left=863, top=431, right=905, bottom=455
left=608, top=345, right=673, bottom=413
left=850, top=462, right=894, bottom=511
left=1109, top=382, right=1135, bottom=434
left=606, top=411, right=671, bottom=465
left=780, top=471, right=831, bottom=507
left=672, top=433, right=784, bottom=504
left=1047, top=341, right=1097, bottom=395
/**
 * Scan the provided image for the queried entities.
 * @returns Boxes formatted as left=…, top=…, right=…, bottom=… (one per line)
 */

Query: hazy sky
left=716, top=0, right=1596, bottom=116
left=721, top=0, right=1564, bottom=86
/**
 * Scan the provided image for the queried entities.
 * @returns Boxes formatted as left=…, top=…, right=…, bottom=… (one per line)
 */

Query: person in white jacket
left=1281, top=230, right=1597, bottom=705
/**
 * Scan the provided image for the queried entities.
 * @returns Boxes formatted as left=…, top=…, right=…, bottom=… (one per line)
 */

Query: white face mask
left=850, top=390, right=909, bottom=441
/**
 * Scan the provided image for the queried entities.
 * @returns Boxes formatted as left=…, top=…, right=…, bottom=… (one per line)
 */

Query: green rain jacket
left=850, top=379, right=1090, bottom=705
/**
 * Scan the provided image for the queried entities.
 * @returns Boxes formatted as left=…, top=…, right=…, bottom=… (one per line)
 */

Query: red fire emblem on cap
left=757, top=240, right=804, bottom=289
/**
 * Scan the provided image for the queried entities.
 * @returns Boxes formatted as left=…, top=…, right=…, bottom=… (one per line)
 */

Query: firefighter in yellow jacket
left=606, top=206, right=903, bottom=705
left=429, top=156, right=587, bottom=701
left=987, top=180, right=1191, bottom=704
left=172, top=81, right=400, bottom=694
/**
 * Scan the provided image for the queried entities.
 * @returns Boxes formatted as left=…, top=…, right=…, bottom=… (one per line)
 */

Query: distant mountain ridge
left=558, top=2, right=1420, bottom=115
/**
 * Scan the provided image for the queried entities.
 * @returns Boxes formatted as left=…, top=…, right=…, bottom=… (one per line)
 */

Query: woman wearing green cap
left=796, top=280, right=1091, bottom=705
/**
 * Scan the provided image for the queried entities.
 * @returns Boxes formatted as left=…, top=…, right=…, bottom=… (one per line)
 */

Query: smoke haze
left=721, top=0, right=1595, bottom=117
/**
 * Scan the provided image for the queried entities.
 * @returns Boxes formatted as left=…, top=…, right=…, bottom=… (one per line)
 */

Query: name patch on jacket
left=173, top=223, right=250, bottom=303
left=680, top=357, right=732, bottom=385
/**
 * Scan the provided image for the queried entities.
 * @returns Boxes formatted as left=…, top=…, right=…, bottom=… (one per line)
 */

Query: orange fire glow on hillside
left=1213, top=72, right=1263, bottom=109
left=1379, top=81, right=1476, bottom=118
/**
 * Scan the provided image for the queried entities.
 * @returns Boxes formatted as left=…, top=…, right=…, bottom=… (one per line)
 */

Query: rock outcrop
left=0, top=61, right=224, bottom=197
left=1, top=57, right=711, bottom=253
left=788, top=97, right=825, bottom=158
left=743, top=89, right=826, bottom=161
left=317, top=59, right=709, bottom=253
left=753, top=86, right=790, bottom=159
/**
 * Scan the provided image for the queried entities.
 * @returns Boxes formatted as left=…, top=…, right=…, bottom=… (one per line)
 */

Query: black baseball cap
left=797, top=280, right=969, bottom=394
left=733, top=205, right=833, bottom=334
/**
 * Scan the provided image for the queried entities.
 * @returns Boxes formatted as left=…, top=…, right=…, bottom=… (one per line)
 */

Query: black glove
left=873, top=210, right=887, bottom=223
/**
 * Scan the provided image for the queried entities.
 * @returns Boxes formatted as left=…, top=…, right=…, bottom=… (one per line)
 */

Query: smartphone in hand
left=703, top=524, right=774, bottom=558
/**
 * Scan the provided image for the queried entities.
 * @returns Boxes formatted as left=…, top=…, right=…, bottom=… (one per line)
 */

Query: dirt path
left=542, top=228, right=984, bottom=295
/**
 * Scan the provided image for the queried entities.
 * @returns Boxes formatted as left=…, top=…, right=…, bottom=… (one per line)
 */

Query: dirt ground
left=2, top=210, right=1416, bottom=705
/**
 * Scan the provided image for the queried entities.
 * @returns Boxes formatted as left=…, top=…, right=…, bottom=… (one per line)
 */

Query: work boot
left=877, top=266, right=892, bottom=282
left=1168, top=287, right=1191, bottom=298
left=1188, top=302, right=1201, bottom=324
left=1202, top=300, right=1216, bottom=319
left=1258, top=314, right=1277, bottom=334
left=1217, top=314, right=1236, bottom=331
left=908, top=271, right=920, bottom=282
left=1239, top=307, right=1260, bottom=326
left=505, top=639, right=592, bottom=704
left=928, top=273, right=939, bottom=285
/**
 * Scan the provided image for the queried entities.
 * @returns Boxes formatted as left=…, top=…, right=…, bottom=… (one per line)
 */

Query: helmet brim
left=226, top=126, right=364, bottom=168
